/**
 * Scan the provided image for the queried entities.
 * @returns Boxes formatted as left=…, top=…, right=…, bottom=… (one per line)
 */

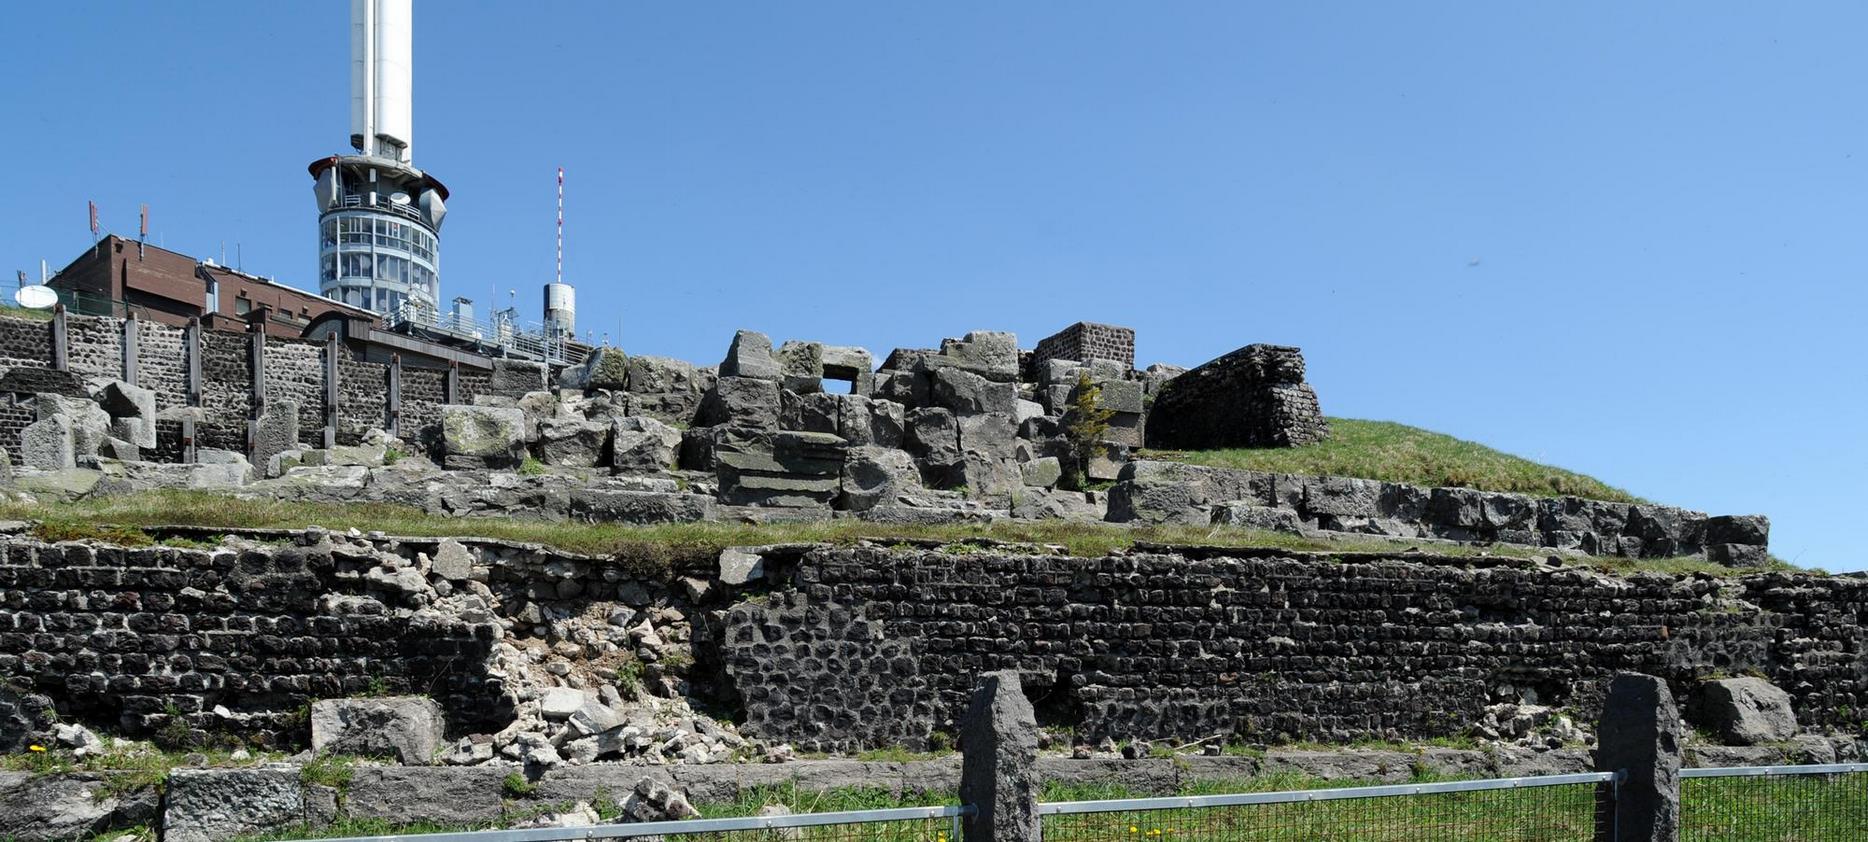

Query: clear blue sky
left=2, top=3, right=1862, bottom=568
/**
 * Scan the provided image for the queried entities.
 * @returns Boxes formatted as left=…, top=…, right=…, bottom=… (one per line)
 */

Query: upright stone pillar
left=184, top=318, right=203, bottom=406
left=1597, top=672, right=1682, bottom=842
left=323, top=333, right=339, bottom=449
left=122, top=311, right=139, bottom=386
left=51, top=304, right=68, bottom=371
left=959, top=671, right=1040, bottom=842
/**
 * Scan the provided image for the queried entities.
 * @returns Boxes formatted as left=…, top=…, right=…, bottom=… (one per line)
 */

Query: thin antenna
left=556, top=167, right=565, bottom=285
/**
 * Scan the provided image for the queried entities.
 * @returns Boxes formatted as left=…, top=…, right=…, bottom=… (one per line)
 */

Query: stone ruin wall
left=2, top=530, right=1861, bottom=759
left=725, top=545, right=1868, bottom=752
left=0, top=313, right=1770, bottom=566
left=1145, top=343, right=1328, bottom=449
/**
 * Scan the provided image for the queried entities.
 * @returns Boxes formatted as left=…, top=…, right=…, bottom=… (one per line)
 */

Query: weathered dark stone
left=1688, top=677, right=1797, bottom=746
left=1596, top=673, right=1681, bottom=842
left=958, top=671, right=1040, bottom=842
left=1145, top=343, right=1328, bottom=449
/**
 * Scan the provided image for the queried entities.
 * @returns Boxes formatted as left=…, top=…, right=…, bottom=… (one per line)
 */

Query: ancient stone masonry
left=1145, top=344, right=1328, bottom=449
left=1026, top=322, right=1136, bottom=378
left=725, top=545, right=1868, bottom=749
left=0, top=313, right=1773, bottom=564
left=0, top=527, right=736, bottom=753
left=1107, top=460, right=1770, bottom=562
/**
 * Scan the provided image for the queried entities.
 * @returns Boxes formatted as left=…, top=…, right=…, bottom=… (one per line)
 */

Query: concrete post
left=122, top=311, right=139, bottom=386
left=181, top=416, right=196, bottom=465
left=323, top=333, right=339, bottom=449
left=184, top=318, right=202, bottom=406
left=959, top=671, right=1040, bottom=842
left=445, top=361, right=459, bottom=404
left=51, top=304, right=67, bottom=371
left=1596, top=672, right=1682, bottom=842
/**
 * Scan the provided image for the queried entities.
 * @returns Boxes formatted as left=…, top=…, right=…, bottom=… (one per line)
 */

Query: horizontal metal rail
left=1682, top=762, right=1868, bottom=779
left=312, top=804, right=971, bottom=842
left=1038, top=771, right=1620, bottom=815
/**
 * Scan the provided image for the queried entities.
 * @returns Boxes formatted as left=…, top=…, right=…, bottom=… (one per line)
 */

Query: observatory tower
left=308, top=0, right=447, bottom=318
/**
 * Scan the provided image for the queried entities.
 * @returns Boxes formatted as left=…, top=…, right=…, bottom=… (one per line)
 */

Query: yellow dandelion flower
left=28, top=745, right=45, bottom=753
left=1129, top=826, right=1139, bottom=834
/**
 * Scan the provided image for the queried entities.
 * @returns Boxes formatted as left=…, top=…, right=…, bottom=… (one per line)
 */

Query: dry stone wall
left=725, top=545, right=1868, bottom=750
left=138, top=321, right=189, bottom=413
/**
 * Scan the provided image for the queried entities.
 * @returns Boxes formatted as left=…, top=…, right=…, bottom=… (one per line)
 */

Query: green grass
left=1148, top=418, right=1643, bottom=503
left=218, top=773, right=1868, bottom=842
left=0, top=489, right=1796, bottom=578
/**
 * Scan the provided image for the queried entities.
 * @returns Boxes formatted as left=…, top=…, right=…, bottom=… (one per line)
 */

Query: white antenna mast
left=556, top=167, right=565, bottom=286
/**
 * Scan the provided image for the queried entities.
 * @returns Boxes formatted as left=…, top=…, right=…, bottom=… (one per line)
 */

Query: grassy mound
left=1146, top=418, right=1641, bottom=503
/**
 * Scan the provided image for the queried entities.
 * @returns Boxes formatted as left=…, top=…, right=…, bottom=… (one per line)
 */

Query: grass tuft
left=1148, top=418, right=1642, bottom=503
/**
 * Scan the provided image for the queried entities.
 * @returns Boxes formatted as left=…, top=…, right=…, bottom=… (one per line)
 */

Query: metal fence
left=1038, top=772, right=1617, bottom=841
left=312, top=805, right=968, bottom=842
left=1681, top=762, right=1868, bottom=841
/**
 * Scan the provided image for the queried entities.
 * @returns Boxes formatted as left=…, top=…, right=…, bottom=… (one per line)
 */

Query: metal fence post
left=1596, top=672, right=1681, bottom=842
left=959, top=671, right=1040, bottom=842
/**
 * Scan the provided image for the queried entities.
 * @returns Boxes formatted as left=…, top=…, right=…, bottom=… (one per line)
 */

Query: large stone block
left=311, top=697, right=447, bottom=765
left=252, top=400, right=300, bottom=476
left=487, top=359, right=548, bottom=397
left=933, top=331, right=1019, bottom=382
left=537, top=417, right=610, bottom=467
left=930, top=367, right=1017, bottom=416
left=698, top=376, right=781, bottom=432
left=20, top=414, right=75, bottom=470
left=440, top=404, right=528, bottom=468
left=841, top=446, right=924, bottom=512
left=611, top=416, right=682, bottom=474
left=576, top=347, right=630, bottom=391
left=959, top=671, right=1040, bottom=842
left=720, top=330, right=780, bottom=380
left=1689, top=677, right=1797, bottom=746
left=164, top=767, right=323, bottom=842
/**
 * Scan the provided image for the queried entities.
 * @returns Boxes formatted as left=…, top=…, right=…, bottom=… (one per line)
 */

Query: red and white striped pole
left=556, top=167, right=564, bottom=286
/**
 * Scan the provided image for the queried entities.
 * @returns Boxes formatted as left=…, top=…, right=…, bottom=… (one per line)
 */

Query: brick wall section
left=336, top=356, right=390, bottom=445
left=458, top=370, right=492, bottom=405
left=198, top=331, right=252, bottom=452
left=727, top=547, right=1868, bottom=750
left=139, top=321, right=189, bottom=413
left=1145, top=344, right=1329, bottom=449
left=400, top=367, right=446, bottom=446
left=0, top=397, right=35, bottom=462
left=0, top=538, right=500, bottom=748
left=262, top=337, right=326, bottom=448
left=1028, top=322, right=1136, bottom=376
left=65, top=315, right=122, bottom=381
left=0, top=318, right=53, bottom=371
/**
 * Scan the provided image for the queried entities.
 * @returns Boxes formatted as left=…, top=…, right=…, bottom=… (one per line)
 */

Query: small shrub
left=382, top=447, right=403, bottom=466
left=1063, top=373, right=1114, bottom=488
left=518, top=457, right=547, bottom=476
left=300, top=753, right=355, bottom=791
left=503, top=771, right=536, bottom=797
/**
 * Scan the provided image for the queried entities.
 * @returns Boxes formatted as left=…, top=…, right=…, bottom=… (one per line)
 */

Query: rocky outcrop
left=1689, top=677, right=1798, bottom=745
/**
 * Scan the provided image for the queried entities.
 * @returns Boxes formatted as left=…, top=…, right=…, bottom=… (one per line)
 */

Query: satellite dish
left=389, top=192, right=411, bottom=205
left=14, top=285, right=57, bottom=310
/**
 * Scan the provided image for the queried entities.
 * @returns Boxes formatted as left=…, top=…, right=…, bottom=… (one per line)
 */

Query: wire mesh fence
left=1039, top=773, right=1616, bottom=842
left=1681, top=763, right=1868, bottom=841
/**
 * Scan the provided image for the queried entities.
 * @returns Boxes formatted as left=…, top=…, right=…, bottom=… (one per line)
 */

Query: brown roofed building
left=48, top=235, right=379, bottom=338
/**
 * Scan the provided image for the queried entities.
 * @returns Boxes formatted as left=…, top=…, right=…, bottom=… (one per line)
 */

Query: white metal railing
left=389, top=302, right=583, bottom=365
left=1681, top=762, right=1868, bottom=778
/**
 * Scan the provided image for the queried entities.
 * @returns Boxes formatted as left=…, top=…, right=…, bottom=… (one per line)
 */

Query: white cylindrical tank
left=544, top=283, right=576, bottom=335
left=372, top=0, right=413, bottom=159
